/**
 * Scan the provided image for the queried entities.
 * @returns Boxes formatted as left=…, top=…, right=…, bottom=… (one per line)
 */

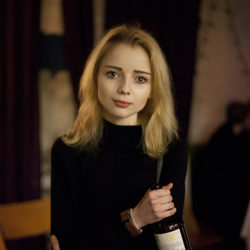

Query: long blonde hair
left=63, top=25, right=178, bottom=158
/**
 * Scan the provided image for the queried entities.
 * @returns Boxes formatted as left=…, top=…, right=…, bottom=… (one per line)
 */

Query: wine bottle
left=152, top=184, right=192, bottom=250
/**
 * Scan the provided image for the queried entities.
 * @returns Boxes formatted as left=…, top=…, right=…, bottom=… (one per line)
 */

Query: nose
left=117, top=77, right=130, bottom=95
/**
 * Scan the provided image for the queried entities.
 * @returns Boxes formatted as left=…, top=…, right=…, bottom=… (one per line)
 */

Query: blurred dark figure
left=192, top=102, right=250, bottom=250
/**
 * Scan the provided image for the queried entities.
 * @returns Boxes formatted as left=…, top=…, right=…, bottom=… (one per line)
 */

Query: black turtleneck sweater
left=51, top=120, right=188, bottom=250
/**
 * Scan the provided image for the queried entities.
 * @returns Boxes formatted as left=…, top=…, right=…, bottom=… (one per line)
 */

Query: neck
left=102, top=114, right=139, bottom=126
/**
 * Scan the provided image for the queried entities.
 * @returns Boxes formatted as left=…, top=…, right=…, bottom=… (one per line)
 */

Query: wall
left=188, top=0, right=250, bottom=145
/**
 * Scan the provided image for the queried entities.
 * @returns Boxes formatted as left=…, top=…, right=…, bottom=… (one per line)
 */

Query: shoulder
left=52, top=136, right=69, bottom=150
left=161, top=139, right=188, bottom=183
left=162, top=139, right=188, bottom=172
left=51, top=137, right=84, bottom=164
left=165, top=139, right=188, bottom=159
left=52, top=137, right=73, bottom=155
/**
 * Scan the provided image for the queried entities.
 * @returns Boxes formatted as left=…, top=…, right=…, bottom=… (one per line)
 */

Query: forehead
left=100, top=43, right=151, bottom=72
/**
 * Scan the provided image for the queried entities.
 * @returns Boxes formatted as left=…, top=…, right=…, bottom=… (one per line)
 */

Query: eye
left=136, top=76, right=147, bottom=83
left=106, top=71, right=119, bottom=78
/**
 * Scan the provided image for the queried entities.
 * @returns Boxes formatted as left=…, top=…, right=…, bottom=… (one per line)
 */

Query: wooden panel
left=0, top=229, right=7, bottom=250
left=0, top=198, right=50, bottom=240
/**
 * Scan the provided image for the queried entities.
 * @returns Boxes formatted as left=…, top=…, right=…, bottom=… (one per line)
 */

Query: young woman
left=50, top=25, right=188, bottom=250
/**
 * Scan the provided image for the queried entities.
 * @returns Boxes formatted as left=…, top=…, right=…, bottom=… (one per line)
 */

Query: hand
left=132, top=183, right=176, bottom=228
left=50, top=235, right=60, bottom=250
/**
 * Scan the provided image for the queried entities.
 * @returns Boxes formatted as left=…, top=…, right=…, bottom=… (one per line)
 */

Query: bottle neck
left=151, top=183, right=162, bottom=190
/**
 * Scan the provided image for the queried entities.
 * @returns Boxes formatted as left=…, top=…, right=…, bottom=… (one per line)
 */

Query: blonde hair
left=63, top=25, right=178, bottom=158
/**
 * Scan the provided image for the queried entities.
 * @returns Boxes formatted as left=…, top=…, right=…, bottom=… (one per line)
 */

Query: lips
left=113, top=99, right=132, bottom=108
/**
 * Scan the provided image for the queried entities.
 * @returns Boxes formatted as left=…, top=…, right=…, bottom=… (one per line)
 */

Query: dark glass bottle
left=152, top=184, right=192, bottom=250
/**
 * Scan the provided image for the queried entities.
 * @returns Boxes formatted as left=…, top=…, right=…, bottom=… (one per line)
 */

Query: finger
left=157, top=207, right=177, bottom=221
left=149, top=194, right=173, bottom=206
left=152, top=202, right=175, bottom=214
left=50, top=235, right=60, bottom=250
left=149, top=188, right=171, bottom=199
left=162, top=183, right=173, bottom=190
left=155, top=195, right=173, bottom=204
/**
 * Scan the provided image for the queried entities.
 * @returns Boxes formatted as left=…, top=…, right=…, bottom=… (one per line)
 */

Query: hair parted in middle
left=63, top=24, right=178, bottom=158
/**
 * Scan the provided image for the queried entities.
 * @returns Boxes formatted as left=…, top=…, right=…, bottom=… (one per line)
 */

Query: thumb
left=50, top=235, right=60, bottom=250
left=163, top=182, right=173, bottom=190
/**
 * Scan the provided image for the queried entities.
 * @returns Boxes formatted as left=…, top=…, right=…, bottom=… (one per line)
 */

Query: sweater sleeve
left=50, top=139, right=89, bottom=250
left=161, top=140, right=188, bottom=218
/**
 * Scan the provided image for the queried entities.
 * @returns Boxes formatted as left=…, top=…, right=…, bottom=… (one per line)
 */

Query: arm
left=51, top=139, right=134, bottom=250
left=131, top=140, right=188, bottom=230
left=102, top=140, right=187, bottom=245
left=161, top=140, right=188, bottom=218
left=51, top=139, right=88, bottom=250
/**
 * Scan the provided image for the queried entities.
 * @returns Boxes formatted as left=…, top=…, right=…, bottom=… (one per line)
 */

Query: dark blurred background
left=1, top=0, right=249, bottom=249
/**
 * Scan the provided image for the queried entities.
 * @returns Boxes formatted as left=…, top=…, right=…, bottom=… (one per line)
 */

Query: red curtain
left=0, top=0, right=43, bottom=249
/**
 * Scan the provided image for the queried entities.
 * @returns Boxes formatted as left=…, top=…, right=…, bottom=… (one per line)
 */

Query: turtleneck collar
left=102, top=119, right=143, bottom=147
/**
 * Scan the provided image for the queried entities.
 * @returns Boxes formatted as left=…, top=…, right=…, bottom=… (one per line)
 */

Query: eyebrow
left=104, top=65, right=151, bottom=75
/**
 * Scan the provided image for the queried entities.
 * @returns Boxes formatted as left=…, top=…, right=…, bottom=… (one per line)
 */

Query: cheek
left=98, top=84, right=105, bottom=95
left=142, top=87, right=152, bottom=102
left=97, top=79, right=111, bottom=105
left=136, top=90, right=151, bottom=108
left=142, top=89, right=152, bottom=108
